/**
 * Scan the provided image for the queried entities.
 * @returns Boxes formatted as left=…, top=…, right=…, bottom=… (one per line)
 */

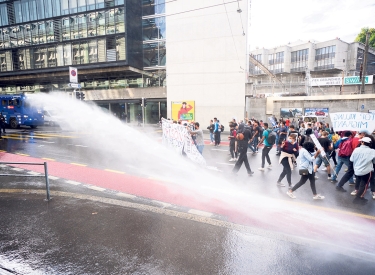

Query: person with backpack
left=257, top=122, right=275, bottom=171
left=232, top=123, right=254, bottom=176
left=213, top=117, right=221, bottom=146
left=249, top=121, right=260, bottom=155
left=330, top=131, right=355, bottom=183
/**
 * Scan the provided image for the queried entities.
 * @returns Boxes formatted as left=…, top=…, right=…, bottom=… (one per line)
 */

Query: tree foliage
left=355, top=27, right=375, bottom=48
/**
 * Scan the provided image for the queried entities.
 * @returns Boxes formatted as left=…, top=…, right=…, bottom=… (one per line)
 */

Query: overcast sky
left=249, top=0, right=375, bottom=50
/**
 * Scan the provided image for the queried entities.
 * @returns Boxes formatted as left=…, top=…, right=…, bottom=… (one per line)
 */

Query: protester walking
left=277, top=134, right=299, bottom=187
left=349, top=137, right=375, bottom=205
left=286, top=142, right=325, bottom=200
left=232, top=124, right=254, bottom=176
left=257, top=123, right=274, bottom=171
left=207, top=120, right=215, bottom=144
left=228, top=123, right=238, bottom=161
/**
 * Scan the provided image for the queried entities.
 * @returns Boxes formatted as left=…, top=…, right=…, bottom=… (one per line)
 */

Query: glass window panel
left=80, top=41, right=89, bottom=64
left=47, top=46, right=56, bottom=67
left=29, top=0, right=37, bottom=21
left=44, top=0, right=52, bottom=18
left=52, top=0, right=61, bottom=16
left=61, top=0, right=69, bottom=15
left=96, top=0, right=104, bottom=9
left=159, top=41, right=165, bottom=66
left=14, top=1, right=22, bottom=23
left=37, top=0, right=45, bottom=20
left=55, top=45, right=64, bottom=66
left=87, top=0, right=95, bottom=11
left=69, top=0, right=77, bottom=13
left=21, top=1, right=30, bottom=22
left=115, top=0, right=124, bottom=5
left=78, top=0, right=86, bottom=12
left=116, top=36, right=125, bottom=61
left=88, top=40, right=98, bottom=63
left=64, top=44, right=72, bottom=65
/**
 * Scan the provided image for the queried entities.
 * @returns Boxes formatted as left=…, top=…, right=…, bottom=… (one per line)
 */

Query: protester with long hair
left=277, top=134, right=298, bottom=187
left=287, top=142, right=325, bottom=200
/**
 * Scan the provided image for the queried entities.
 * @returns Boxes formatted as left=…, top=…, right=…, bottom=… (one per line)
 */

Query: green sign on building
left=344, top=75, right=373, bottom=85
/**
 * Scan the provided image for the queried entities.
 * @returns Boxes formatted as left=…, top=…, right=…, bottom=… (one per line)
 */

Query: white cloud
left=249, top=0, right=375, bottom=49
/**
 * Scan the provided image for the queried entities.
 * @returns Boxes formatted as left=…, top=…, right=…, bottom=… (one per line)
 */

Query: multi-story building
left=248, top=38, right=375, bottom=96
left=0, top=0, right=167, bottom=123
left=0, top=0, right=250, bottom=125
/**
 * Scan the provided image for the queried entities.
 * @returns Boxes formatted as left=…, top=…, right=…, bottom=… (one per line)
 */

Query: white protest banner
left=310, top=77, right=342, bottom=87
left=330, top=112, right=375, bottom=133
left=310, top=134, right=326, bottom=157
left=161, top=119, right=206, bottom=166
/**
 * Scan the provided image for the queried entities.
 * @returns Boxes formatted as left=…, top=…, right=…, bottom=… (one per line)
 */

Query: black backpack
left=220, top=124, right=225, bottom=132
left=266, top=129, right=276, bottom=145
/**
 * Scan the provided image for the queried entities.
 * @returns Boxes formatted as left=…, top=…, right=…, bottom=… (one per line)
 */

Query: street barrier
left=0, top=161, right=51, bottom=201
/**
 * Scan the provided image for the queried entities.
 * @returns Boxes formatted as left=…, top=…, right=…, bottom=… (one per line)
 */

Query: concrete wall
left=247, top=94, right=375, bottom=122
left=166, top=0, right=248, bottom=124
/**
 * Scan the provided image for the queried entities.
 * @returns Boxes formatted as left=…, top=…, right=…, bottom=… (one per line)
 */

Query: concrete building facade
left=165, top=0, right=248, bottom=125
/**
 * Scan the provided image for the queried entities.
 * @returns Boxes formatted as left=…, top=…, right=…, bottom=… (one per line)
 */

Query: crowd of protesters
left=163, top=115, right=375, bottom=205
left=213, top=116, right=375, bottom=205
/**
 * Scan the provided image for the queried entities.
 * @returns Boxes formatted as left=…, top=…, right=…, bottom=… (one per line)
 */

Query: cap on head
left=359, top=137, right=372, bottom=144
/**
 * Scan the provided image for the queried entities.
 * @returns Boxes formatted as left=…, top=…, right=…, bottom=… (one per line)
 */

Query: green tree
left=355, top=27, right=375, bottom=48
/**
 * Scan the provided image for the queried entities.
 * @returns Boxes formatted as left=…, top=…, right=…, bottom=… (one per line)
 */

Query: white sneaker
left=313, top=194, right=325, bottom=200
left=372, top=192, right=375, bottom=200
left=314, top=176, right=319, bottom=179
left=286, top=190, right=296, bottom=199
left=267, top=164, right=272, bottom=169
left=229, top=158, right=235, bottom=161
left=277, top=182, right=285, bottom=187
left=327, top=177, right=331, bottom=180
left=258, top=167, right=265, bottom=171
left=321, top=167, right=327, bottom=171
left=351, top=190, right=358, bottom=196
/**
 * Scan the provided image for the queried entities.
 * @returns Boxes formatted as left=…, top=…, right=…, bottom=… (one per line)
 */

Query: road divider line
left=70, top=163, right=87, bottom=167
left=16, top=153, right=29, bottom=156
left=104, top=169, right=125, bottom=174
left=65, top=180, right=81, bottom=185
left=188, top=209, right=214, bottom=218
left=42, top=141, right=55, bottom=144
left=75, top=145, right=88, bottom=148
left=48, top=176, right=59, bottom=180
left=152, top=200, right=172, bottom=208
left=27, top=171, right=41, bottom=175
left=42, top=158, right=55, bottom=161
left=116, top=192, right=137, bottom=199
left=11, top=168, right=24, bottom=171
left=86, top=185, right=106, bottom=192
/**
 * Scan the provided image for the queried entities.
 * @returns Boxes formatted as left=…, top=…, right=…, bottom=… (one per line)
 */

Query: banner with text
left=330, top=112, right=375, bottom=133
left=344, top=75, right=373, bottom=85
left=161, top=119, right=206, bottom=166
left=310, top=77, right=342, bottom=87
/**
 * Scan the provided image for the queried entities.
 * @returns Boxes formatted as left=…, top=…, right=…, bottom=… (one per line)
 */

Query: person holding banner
left=350, top=137, right=375, bottom=205
left=286, top=142, right=324, bottom=200
left=313, top=131, right=333, bottom=180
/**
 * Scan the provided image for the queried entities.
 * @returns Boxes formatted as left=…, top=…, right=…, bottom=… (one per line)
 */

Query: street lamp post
left=361, top=31, right=370, bottom=94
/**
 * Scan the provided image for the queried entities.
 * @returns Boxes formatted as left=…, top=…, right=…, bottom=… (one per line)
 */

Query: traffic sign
left=69, top=83, right=81, bottom=88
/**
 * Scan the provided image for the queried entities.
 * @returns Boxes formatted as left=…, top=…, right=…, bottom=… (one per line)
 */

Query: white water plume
left=30, top=93, right=375, bottom=257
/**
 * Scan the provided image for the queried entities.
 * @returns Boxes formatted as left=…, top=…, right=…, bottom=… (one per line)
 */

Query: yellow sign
left=171, top=101, right=195, bottom=122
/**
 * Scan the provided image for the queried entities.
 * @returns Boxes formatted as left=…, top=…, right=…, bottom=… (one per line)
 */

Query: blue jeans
left=249, top=136, right=259, bottom=153
left=331, top=156, right=354, bottom=182
left=196, top=145, right=204, bottom=155
left=209, top=132, right=214, bottom=142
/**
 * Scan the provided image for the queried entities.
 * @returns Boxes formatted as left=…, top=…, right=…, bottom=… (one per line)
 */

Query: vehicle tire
left=10, top=118, right=18, bottom=129
left=30, top=125, right=37, bottom=129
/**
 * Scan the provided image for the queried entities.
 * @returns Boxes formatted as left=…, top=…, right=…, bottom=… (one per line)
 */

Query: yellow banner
left=171, top=101, right=195, bottom=122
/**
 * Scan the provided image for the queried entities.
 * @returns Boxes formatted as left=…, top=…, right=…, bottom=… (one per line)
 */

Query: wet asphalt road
left=0, top=125, right=375, bottom=274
